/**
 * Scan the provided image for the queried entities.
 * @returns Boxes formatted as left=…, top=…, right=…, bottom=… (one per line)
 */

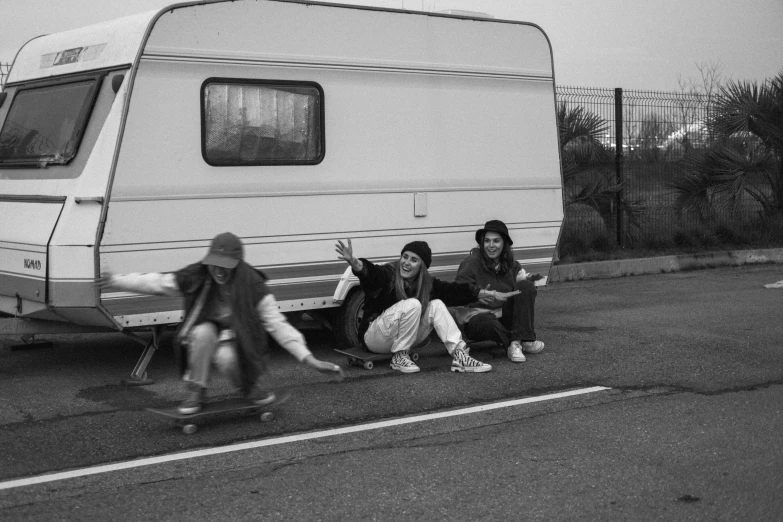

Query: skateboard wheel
left=348, top=358, right=358, bottom=366
left=411, top=353, right=419, bottom=362
left=182, top=424, right=197, bottom=435
left=364, top=361, right=373, bottom=370
left=261, top=411, right=274, bottom=422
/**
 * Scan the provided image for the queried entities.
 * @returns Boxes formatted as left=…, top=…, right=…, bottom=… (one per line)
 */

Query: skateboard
left=334, top=338, right=428, bottom=370
left=146, top=388, right=291, bottom=435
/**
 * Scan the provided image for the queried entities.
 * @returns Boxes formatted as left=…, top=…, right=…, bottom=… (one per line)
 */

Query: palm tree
left=558, top=103, right=611, bottom=180
left=671, top=71, right=783, bottom=219
left=557, top=103, right=644, bottom=244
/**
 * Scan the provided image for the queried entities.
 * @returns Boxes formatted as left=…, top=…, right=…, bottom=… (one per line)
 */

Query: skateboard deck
left=147, top=388, right=291, bottom=434
left=334, top=338, right=428, bottom=370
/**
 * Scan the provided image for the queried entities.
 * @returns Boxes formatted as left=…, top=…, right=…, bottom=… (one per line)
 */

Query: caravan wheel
left=332, top=289, right=364, bottom=348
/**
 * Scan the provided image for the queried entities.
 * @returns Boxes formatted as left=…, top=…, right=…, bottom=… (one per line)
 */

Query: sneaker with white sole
left=507, top=341, right=526, bottom=363
left=178, top=383, right=205, bottom=415
left=522, top=340, right=545, bottom=354
left=451, top=347, right=492, bottom=373
left=390, top=350, right=420, bottom=373
left=246, top=385, right=276, bottom=406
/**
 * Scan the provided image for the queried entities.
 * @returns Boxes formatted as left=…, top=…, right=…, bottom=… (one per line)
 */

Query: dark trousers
left=463, top=279, right=537, bottom=347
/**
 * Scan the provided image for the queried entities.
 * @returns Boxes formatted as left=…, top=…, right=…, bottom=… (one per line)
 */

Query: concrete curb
left=549, top=247, right=783, bottom=284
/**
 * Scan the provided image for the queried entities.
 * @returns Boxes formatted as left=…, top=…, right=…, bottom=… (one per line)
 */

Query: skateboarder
left=335, top=238, right=500, bottom=374
left=100, top=232, right=344, bottom=414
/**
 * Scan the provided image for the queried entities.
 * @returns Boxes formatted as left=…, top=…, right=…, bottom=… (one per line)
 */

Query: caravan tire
left=333, top=289, right=364, bottom=348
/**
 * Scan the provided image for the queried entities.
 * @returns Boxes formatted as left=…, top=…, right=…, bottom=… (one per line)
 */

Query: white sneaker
left=390, top=350, right=420, bottom=373
left=178, top=383, right=204, bottom=415
left=451, top=347, right=492, bottom=373
left=507, top=341, right=526, bottom=363
left=522, top=340, right=545, bottom=354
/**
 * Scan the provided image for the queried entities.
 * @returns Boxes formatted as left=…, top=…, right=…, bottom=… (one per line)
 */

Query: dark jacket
left=175, top=261, right=270, bottom=389
left=353, top=258, right=479, bottom=344
left=455, top=249, right=522, bottom=311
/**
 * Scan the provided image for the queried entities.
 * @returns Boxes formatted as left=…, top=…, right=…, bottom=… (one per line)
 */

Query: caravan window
left=202, top=79, right=324, bottom=166
left=0, top=79, right=99, bottom=167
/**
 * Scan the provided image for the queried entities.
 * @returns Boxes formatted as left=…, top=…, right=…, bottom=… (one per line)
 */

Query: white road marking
left=0, top=386, right=609, bottom=491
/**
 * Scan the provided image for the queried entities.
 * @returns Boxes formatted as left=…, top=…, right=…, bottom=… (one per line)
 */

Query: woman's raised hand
left=516, top=268, right=543, bottom=282
left=335, top=239, right=353, bottom=263
left=335, top=239, right=362, bottom=271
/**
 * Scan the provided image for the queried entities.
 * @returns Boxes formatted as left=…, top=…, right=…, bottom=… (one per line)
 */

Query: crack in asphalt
left=610, top=379, right=783, bottom=396
left=233, top=388, right=659, bottom=465
left=1, top=380, right=781, bottom=492
left=280, top=380, right=783, bottom=463
left=1, top=379, right=780, bottom=439
left=0, top=459, right=305, bottom=511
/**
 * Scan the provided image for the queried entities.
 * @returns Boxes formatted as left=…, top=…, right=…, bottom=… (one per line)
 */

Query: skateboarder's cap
left=202, top=232, right=244, bottom=269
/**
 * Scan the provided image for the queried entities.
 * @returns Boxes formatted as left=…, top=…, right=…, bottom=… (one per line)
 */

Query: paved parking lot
left=1, top=263, right=782, bottom=519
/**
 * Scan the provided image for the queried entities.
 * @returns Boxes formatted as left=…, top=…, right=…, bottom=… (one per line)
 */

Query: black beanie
left=401, top=241, right=432, bottom=268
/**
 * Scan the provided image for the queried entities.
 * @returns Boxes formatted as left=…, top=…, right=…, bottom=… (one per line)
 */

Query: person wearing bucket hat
left=454, top=219, right=545, bottom=363
left=474, top=219, right=514, bottom=247
left=335, top=238, right=502, bottom=373
left=99, top=232, right=344, bottom=414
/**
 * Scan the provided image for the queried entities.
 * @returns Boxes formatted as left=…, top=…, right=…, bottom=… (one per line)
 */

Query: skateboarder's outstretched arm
left=257, top=293, right=345, bottom=380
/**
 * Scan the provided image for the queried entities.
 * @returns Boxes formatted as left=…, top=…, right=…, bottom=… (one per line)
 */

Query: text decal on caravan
left=24, top=259, right=42, bottom=271
left=40, top=44, right=107, bottom=69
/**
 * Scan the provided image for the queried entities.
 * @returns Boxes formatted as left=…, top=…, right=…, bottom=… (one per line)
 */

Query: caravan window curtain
left=202, top=79, right=324, bottom=166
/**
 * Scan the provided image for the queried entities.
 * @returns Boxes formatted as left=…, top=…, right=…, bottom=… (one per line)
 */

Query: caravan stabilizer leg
left=121, top=326, right=162, bottom=386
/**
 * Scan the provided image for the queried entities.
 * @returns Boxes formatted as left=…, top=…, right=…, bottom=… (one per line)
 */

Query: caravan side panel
left=100, top=1, right=562, bottom=326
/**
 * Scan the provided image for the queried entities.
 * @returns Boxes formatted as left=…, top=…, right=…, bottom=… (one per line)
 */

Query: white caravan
left=0, top=0, right=563, bottom=382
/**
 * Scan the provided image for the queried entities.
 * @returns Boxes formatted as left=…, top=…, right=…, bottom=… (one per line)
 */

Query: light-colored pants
left=185, top=323, right=241, bottom=388
left=364, top=298, right=466, bottom=355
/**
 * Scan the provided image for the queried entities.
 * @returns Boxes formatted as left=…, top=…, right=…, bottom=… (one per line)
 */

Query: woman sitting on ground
left=335, top=239, right=499, bottom=374
left=454, top=220, right=545, bottom=363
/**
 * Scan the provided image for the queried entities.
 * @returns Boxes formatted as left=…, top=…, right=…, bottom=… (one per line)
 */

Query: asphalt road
left=1, top=264, right=782, bottom=520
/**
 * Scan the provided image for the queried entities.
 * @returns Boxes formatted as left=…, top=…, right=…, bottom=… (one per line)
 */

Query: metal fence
left=555, top=85, right=775, bottom=256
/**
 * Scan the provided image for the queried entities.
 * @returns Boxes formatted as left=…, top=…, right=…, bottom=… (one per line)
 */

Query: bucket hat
left=475, top=220, right=513, bottom=246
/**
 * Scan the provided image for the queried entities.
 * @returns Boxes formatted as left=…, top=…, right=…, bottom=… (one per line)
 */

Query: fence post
left=614, top=87, right=624, bottom=247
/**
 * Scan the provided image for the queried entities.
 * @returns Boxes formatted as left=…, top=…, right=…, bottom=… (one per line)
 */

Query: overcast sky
left=1, top=0, right=780, bottom=91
